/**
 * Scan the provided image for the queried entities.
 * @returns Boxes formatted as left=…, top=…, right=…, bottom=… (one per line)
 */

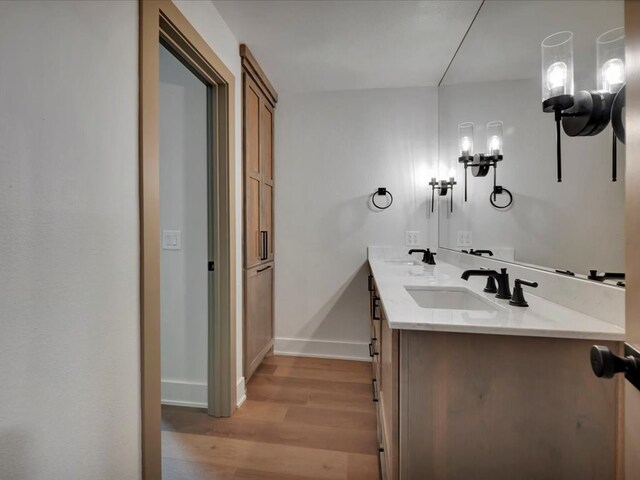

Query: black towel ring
left=489, top=186, right=513, bottom=209
left=372, top=187, right=393, bottom=210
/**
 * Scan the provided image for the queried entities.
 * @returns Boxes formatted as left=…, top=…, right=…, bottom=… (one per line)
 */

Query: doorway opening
left=140, top=2, right=237, bottom=477
left=158, top=42, right=211, bottom=411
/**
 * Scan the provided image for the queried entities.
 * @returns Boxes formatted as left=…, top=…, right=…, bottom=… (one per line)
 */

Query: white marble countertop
left=369, top=257, right=625, bottom=341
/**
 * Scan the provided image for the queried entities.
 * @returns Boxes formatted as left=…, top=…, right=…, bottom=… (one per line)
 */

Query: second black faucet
left=408, top=249, right=436, bottom=265
left=461, top=268, right=512, bottom=299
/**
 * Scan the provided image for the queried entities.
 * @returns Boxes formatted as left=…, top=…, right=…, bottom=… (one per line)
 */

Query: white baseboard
left=274, top=337, right=370, bottom=361
left=161, top=379, right=207, bottom=408
left=236, top=376, right=247, bottom=408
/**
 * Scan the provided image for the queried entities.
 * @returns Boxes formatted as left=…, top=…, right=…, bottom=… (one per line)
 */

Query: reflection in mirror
left=437, top=0, right=625, bottom=279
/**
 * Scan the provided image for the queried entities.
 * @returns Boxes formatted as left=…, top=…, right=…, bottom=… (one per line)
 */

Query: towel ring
left=489, top=186, right=513, bottom=209
left=372, top=187, right=393, bottom=210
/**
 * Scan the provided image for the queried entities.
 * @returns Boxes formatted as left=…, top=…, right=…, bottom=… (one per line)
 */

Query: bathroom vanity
left=368, top=253, right=624, bottom=480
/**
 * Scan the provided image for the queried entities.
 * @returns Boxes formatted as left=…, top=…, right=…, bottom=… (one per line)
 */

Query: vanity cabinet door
left=399, top=331, right=618, bottom=479
left=379, top=311, right=399, bottom=480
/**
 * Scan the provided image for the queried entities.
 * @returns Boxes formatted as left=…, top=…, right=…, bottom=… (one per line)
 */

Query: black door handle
left=591, top=344, right=640, bottom=390
left=260, top=230, right=268, bottom=260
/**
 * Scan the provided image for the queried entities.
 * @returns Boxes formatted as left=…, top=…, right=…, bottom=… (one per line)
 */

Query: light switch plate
left=406, top=231, right=420, bottom=246
left=456, top=231, right=472, bottom=247
left=162, top=230, right=182, bottom=250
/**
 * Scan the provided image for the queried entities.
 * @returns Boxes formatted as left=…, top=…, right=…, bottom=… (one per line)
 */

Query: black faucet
left=588, top=270, right=625, bottom=282
left=469, top=249, right=494, bottom=257
left=509, top=279, right=538, bottom=307
left=461, top=268, right=512, bottom=299
left=408, top=248, right=436, bottom=265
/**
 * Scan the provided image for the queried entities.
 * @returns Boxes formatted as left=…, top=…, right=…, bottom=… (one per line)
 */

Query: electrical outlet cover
left=456, top=231, right=472, bottom=247
left=405, top=231, right=420, bottom=246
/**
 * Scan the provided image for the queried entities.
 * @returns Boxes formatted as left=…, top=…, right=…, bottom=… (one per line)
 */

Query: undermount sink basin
left=405, top=286, right=501, bottom=312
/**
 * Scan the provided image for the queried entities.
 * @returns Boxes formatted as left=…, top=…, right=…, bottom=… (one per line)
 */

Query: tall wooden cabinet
left=241, top=45, right=277, bottom=380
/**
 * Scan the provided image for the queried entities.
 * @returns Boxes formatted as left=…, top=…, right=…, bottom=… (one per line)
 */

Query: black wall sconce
left=541, top=28, right=625, bottom=182
left=429, top=177, right=456, bottom=213
left=457, top=121, right=511, bottom=208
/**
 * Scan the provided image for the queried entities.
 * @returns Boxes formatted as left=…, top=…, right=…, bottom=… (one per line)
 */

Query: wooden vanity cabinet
left=242, top=45, right=277, bottom=380
left=369, top=268, right=621, bottom=480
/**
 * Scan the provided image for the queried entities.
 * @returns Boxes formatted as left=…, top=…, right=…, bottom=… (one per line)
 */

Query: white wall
left=275, top=87, right=439, bottom=359
left=159, top=45, right=209, bottom=407
left=0, top=1, right=245, bottom=478
left=0, top=1, right=140, bottom=479
left=438, top=79, right=625, bottom=275
left=172, top=0, right=246, bottom=405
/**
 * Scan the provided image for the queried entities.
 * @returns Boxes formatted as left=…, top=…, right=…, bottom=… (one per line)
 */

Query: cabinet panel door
left=261, top=101, right=274, bottom=183
left=262, top=182, right=273, bottom=261
left=244, top=263, right=274, bottom=380
left=244, top=77, right=261, bottom=178
left=245, top=177, right=262, bottom=267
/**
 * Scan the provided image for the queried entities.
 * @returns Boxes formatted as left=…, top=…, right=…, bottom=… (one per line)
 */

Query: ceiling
left=442, top=0, right=625, bottom=87
left=213, top=0, right=482, bottom=94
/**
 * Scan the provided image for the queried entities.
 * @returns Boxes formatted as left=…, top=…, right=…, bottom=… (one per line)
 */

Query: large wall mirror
left=437, top=0, right=625, bottom=281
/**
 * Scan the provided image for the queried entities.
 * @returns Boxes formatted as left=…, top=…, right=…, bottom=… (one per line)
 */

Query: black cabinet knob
left=590, top=345, right=640, bottom=379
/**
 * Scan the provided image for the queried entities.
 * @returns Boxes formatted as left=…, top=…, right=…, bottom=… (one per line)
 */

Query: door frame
left=625, top=1, right=640, bottom=477
left=139, top=1, right=237, bottom=477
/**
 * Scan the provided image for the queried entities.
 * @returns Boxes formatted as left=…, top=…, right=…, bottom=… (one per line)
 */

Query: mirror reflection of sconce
left=457, top=121, right=509, bottom=207
left=541, top=28, right=625, bottom=183
left=429, top=177, right=456, bottom=213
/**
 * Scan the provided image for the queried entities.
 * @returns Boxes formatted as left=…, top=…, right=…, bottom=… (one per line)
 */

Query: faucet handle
left=509, top=279, right=538, bottom=307
left=483, top=276, right=498, bottom=294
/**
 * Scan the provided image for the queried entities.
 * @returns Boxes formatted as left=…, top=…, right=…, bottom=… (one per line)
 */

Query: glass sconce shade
left=458, top=122, right=474, bottom=157
left=486, top=121, right=503, bottom=157
left=541, top=31, right=574, bottom=108
left=597, top=27, right=625, bottom=94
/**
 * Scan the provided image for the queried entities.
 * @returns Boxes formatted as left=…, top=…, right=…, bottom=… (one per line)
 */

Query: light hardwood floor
left=161, top=355, right=379, bottom=480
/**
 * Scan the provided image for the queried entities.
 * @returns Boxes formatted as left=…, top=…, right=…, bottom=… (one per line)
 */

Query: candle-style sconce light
left=541, top=28, right=625, bottom=182
left=429, top=177, right=457, bottom=213
left=457, top=121, right=509, bottom=206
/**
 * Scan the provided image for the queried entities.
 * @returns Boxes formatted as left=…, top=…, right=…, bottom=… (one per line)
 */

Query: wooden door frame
left=625, top=1, right=640, bottom=478
left=140, top=1, right=237, bottom=477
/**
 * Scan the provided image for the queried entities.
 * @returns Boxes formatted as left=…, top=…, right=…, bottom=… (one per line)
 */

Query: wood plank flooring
left=161, top=355, right=378, bottom=480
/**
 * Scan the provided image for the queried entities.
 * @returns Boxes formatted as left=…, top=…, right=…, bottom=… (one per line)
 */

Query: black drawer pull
left=368, top=274, right=374, bottom=292
left=372, top=379, right=379, bottom=402
left=257, top=265, right=271, bottom=273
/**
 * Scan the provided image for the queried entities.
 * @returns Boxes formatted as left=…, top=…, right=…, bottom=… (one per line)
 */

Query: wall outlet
left=456, top=230, right=472, bottom=247
left=405, top=231, right=420, bottom=246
